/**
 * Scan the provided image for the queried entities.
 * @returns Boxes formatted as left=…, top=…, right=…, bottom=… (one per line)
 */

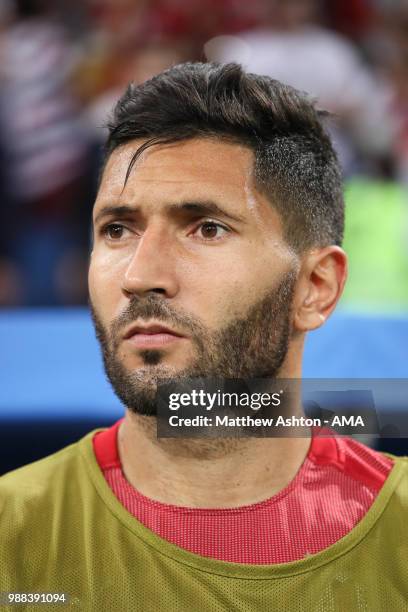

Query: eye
left=102, top=223, right=127, bottom=240
left=194, top=221, right=229, bottom=240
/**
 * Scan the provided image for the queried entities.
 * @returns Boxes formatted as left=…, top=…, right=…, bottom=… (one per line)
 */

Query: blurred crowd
left=1, top=0, right=408, bottom=307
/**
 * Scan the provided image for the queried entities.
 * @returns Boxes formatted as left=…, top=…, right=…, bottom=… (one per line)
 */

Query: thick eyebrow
left=94, top=205, right=135, bottom=226
left=93, top=200, right=245, bottom=226
left=165, top=201, right=245, bottom=223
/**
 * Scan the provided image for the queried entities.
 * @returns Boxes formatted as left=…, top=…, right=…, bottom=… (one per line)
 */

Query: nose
left=121, top=226, right=179, bottom=299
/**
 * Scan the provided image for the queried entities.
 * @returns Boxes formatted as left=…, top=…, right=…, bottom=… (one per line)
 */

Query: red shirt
left=93, top=420, right=392, bottom=564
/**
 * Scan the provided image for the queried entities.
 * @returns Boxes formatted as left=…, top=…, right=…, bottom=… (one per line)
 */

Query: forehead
left=97, top=138, right=256, bottom=203
left=97, top=138, right=253, bottom=193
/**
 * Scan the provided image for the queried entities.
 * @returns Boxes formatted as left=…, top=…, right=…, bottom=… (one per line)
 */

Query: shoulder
left=1, top=441, right=77, bottom=490
left=310, top=431, right=408, bottom=495
left=0, top=430, right=104, bottom=589
left=0, top=430, right=100, bottom=518
left=315, top=437, right=408, bottom=544
left=343, top=438, right=408, bottom=511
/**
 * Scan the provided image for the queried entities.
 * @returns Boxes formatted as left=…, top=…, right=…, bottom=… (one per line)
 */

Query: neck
left=118, top=411, right=311, bottom=508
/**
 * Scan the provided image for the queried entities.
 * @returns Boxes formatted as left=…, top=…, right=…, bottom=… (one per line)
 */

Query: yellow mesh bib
left=1, top=429, right=407, bottom=611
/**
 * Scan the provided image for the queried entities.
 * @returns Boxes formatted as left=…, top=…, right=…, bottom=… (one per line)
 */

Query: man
left=0, top=62, right=406, bottom=611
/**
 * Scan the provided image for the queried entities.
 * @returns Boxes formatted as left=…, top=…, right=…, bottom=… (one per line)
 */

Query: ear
left=293, top=246, right=348, bottom=332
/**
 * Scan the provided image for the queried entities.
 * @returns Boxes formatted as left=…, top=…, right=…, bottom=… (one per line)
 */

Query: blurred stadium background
left=1, top=0, right=408, bottom=473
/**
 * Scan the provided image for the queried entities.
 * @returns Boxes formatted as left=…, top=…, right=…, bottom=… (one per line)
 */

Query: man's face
left=89, top=138, right=300, bottom=415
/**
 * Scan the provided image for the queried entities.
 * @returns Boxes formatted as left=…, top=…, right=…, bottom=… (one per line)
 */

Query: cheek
left=176, top=250, right=271, bottom=324
left=192, top=241, right=294, bottom=326
left=88, top=253, right=125, bottom=321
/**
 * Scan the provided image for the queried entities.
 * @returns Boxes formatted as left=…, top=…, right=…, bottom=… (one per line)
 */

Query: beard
left=90, top=269, right=297, bottom=416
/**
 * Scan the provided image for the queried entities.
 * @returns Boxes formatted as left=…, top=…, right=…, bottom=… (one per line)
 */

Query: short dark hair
left=105, top=62, right=344, bottom=252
